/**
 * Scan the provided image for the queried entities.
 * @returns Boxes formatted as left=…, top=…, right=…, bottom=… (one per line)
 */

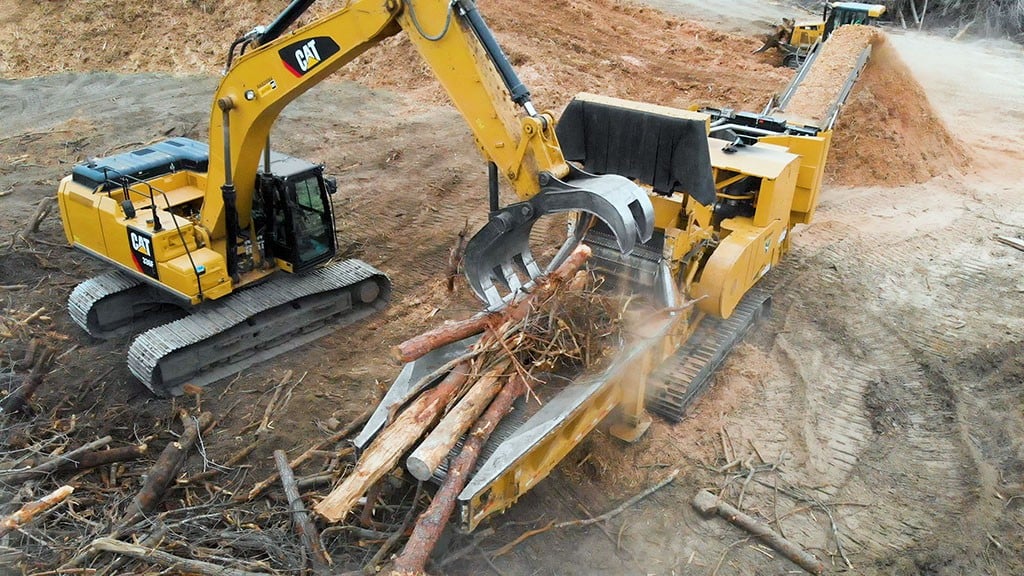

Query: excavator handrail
left=98, top=169, right=206, bottom=300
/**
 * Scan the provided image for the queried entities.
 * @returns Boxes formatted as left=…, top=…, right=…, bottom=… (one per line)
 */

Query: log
left=692, top=489, right=824, bottom=575
left=121, top=411, right=214, bottom=524
left=391, top=375, right=527, bottom=574
left=0, top=347, right=53, bottom=414
left=445, top=224, right=468, bottom=293
left=393, top=245, right=593, bottom=363
left=392, top=314, right=494, bottom=364
left=55, top=444, right=148, bottom=473
left=314, top=364, right=470, bottom=522
left=0, top=485, right=74, bottom=537
left=90, top=537, right=270, bottom=576
left=274, top=450, right=331, bottom=575
left=3, top=435, right=112, bottom=484
left=406, top=360, right=510, bottom=481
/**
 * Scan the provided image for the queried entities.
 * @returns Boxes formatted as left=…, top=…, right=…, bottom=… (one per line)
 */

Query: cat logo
left=279, top=36, right=340, bottom=78
left=127, top=228, right=159, bottom=279
left=131, top=231, right=152, bottom=256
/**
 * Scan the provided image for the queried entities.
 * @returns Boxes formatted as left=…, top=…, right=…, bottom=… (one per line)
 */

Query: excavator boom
left=57, top=0, right=653, bottom=395
left=207, top=0, right=653, bottom=306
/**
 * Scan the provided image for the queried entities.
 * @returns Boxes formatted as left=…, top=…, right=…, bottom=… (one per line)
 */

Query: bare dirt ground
left=2, top=0, right=1023, bottom=575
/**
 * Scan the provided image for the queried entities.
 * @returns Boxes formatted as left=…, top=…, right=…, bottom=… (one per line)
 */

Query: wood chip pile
left=783, top=25, right=882, bottom=124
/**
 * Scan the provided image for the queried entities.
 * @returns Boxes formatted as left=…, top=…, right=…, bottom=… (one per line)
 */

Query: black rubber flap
left=557, top=98, right=716, bottom=205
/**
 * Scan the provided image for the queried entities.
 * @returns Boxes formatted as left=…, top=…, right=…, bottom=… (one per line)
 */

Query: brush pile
left=1, top=245, right=632, bottom=575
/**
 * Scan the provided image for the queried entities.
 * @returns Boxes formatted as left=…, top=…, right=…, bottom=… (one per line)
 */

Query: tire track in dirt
left=752, top=221, right=974, bottom=559
left=2, top=73, right=215, bottom=136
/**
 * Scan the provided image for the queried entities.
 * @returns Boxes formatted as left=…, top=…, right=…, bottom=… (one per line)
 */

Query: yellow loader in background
left=756, top=2, right=886, bottom=68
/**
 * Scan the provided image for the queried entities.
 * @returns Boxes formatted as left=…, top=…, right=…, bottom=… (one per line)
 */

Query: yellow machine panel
left=692, top=218, right=785, bottom=318
left=58, top=172, right=233, bottom=304
left=761, top=131, right=832, bottom=225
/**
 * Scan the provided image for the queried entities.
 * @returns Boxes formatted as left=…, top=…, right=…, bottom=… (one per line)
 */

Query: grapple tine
left=464, top=166, right=654, bottom=308
left=500, top=262, right=524, bottom=293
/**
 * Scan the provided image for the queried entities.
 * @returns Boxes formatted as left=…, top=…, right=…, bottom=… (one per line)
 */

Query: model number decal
left=279, top=37, right=340, bottom=77
left=128, top=228, right=159, bottom=279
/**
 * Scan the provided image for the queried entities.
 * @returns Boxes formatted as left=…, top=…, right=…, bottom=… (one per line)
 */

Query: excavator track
left=127, top=259, right=389, bottom=396
left=646, top=286, right=772, bottom=422
left=68, top=271, right=186, bottom=339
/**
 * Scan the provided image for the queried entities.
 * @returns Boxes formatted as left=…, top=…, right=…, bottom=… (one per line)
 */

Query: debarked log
left=314, top=365, right=470, bottom=523
left=0, top=485, right=74, bottom=538
left=405, top=360, right=510, bottom=481
left=391, top=374, right=528, bottom=574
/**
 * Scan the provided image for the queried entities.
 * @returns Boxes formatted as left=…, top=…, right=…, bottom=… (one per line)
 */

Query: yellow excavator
left=57, top=0, right=870, bottom=532
left=57, top=0, right=652, bottom=396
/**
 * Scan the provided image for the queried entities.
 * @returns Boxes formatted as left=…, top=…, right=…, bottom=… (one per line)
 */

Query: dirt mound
left=779, top=25, right=969, bottom=186
left=826, top=34, right=971, bottom=186
left=0, top=0, right=788, bottom=112
left=0, top=1, right=966, bottom=186
left=337, top=0, right=792, bottom=112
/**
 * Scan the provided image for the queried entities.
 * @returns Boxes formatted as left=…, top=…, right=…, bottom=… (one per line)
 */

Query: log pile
left=313, top=245, right=629, bottom=574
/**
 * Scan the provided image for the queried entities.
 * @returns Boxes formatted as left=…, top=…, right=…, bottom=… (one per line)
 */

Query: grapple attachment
left=464, top=165, right=654, bottom=308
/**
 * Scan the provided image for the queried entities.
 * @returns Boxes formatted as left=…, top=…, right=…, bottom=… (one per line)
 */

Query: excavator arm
left=202, top=0, right=653, bottom=305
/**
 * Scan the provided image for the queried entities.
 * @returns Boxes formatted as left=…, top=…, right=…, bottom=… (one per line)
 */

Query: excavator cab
left=254, top=155, right=337, bottom=274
